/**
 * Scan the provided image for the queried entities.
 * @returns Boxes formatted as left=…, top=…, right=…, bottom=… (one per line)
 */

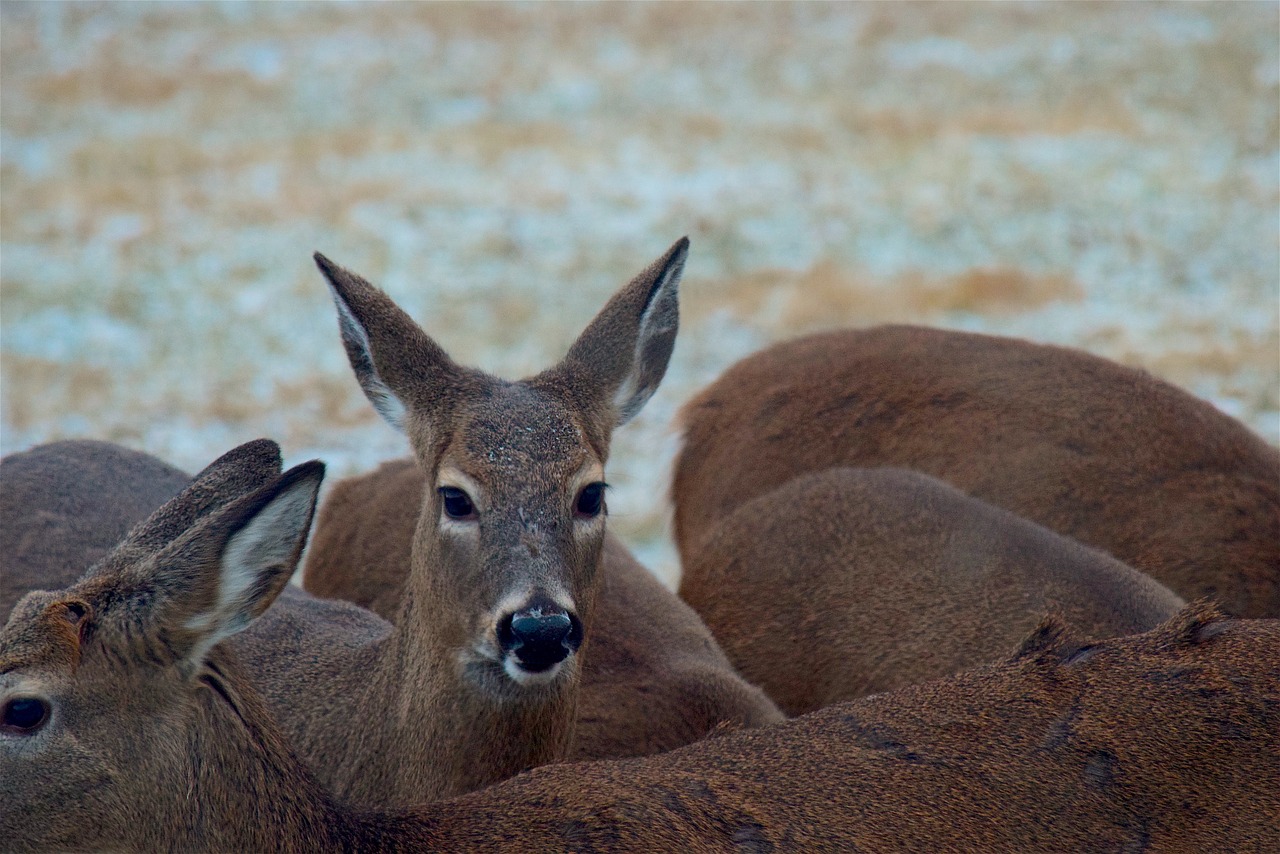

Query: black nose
left=497, top=605, right=583, bottom=673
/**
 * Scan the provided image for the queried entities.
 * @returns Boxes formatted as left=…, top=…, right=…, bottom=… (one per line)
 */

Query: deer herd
left=2, top=238, right=1278, bottom=851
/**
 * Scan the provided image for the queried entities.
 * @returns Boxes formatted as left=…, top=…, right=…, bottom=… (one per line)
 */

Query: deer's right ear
left=313, top=253, right=462, bottom=436
left=156, top=461, right=326, bottom=670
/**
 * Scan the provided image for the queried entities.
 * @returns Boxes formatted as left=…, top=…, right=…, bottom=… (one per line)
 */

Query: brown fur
left=681, top=466, right=1185, bottom=715
left=301, top=457, right=422, bottom=619
left=415, top=604, right=1280, bottom=851
left=674, top=326, right=1280, bottom=617
left=6, top=489, right=1277, bottom=854
left=1, top=439, right=280, bottom=619
left=1, top=440, right=192, bottom=619
left=2, top=444, right=338, bottom=852
left=304, top=457, right=783, bottom=760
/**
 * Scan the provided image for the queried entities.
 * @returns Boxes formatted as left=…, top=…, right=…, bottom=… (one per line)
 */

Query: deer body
left=4, top=453, right=1276, bottom=851
left=414, top=606, right=1280, bottom=851
left=675, top=326, right=1280, bottom=617
left=681, top=466, right=1184, bottom=715
left=0, top=440, right=190, bottom=615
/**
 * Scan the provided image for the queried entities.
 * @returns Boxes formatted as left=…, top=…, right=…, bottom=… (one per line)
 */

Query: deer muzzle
left=496, top=599, right=584, bottom=674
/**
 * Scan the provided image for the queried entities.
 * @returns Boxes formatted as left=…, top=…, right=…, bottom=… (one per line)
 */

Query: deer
left=680, top=465, right=1185, bottom=716
left=674, top=325, right=1280, bottom=618
left=297, top=238, right=780, bottom=776
left=302, top=455, right=783, bottom=760
left=4, top=454, right=1277, bottom=851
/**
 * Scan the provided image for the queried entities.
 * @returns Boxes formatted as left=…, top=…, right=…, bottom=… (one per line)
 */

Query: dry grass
left=688, top=263, right=1085, bottom=333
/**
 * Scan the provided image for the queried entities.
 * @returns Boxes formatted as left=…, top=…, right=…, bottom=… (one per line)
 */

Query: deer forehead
left=438, top=388, right=600, bottom=487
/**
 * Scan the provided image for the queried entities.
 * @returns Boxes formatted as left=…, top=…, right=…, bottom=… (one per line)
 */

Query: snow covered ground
left=2, top=2, right=1277, bottom=586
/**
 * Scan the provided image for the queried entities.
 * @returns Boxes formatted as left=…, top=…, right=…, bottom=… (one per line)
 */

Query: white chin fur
left=502, top=654, right=569, bottom=686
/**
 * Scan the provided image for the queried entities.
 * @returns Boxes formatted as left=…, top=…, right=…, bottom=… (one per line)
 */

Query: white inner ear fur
left=329, top=285, right=408, bottom=433
left=183, top=481, right=317, bottom=663
left=611, top=261, right=683, bottom=426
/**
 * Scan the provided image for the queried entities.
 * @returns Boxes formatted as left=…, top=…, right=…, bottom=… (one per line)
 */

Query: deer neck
left=355, top=544, right=582, bottom=805
left=190, top=659, right=464, bottom=852
left=182, top=661, right=353, bottom=852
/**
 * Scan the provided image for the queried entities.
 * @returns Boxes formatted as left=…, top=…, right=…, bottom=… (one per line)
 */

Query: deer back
left=681, top=466, right=1185, bottom=715
left=675, top=325, right=1280, bottom=617
left=411, top=604, right=1280, bottom=851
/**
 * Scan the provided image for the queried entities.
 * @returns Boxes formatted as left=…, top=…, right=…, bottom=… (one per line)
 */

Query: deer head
left=0, top=441, right=324, bottom=851
left=313, top=238, right=687, bottom=696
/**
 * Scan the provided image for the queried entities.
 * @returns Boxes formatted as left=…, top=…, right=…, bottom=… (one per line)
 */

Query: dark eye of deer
left=2, top=697, right=50, bottom=734
left=439, top=486, right=476, bottom=520
left=575, top=483, right=606, bottom=519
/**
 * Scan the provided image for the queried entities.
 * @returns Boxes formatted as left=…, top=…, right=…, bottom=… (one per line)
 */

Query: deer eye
left=2, top=697, right=50, bottom=734
left=575, top=482, right=607, bottom=519
left=439, top=486, right=477, bottom=521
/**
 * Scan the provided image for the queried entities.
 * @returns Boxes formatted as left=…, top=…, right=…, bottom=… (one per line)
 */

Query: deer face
left=415, top=385, right=606, bottom=689
left=315, top=237, right=686, bottom=696
left=0, top=590, right=222, bottom=851
left=0, top=594, right=144, bottom=851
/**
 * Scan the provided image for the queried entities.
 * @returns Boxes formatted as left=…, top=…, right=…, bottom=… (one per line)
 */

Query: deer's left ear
left=151, top=461, right=325, bottom=670
left=539, top=237, right=687, bottom=430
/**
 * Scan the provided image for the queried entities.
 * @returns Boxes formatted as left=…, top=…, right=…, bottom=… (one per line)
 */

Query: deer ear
left=190, top=438, right=283, bottom=487
left=313, top=252, right=463, bottom=436
left=540, top=237, right=687, bottom=429
left=114, top=439, right=284, bottom=559
left=157, top=461, right=325, bottom=669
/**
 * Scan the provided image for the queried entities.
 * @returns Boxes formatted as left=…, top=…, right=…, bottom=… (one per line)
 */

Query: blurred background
left=2, top=2, right=1277, bottom=585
